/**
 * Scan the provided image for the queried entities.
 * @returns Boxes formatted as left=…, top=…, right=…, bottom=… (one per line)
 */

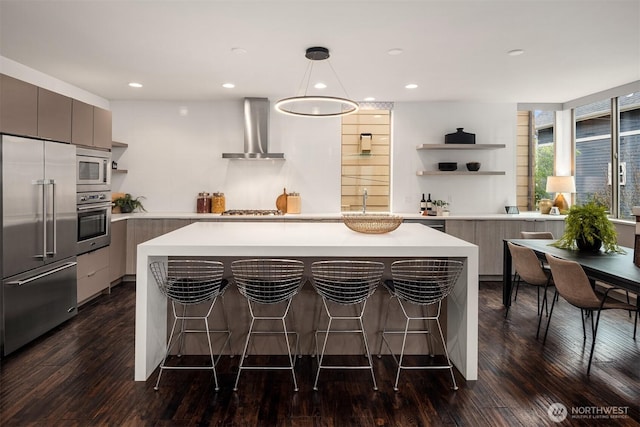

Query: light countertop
left=113, top=211, right=567, bottom=222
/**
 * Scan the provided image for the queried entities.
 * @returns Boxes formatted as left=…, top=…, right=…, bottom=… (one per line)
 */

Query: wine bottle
left=420, top=193, right=427, bottom=212
left=426, top=193, right=433, bottom=214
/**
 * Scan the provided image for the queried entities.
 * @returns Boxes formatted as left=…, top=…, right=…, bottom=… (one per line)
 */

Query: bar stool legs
left=233, top=297, right=300, bottom=391
left=310, top=260, right=384, bottom=391
left=313, top=297, right=378, bottom=391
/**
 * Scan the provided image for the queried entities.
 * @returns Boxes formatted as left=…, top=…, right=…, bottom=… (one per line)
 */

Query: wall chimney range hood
left=222, top=97, right=285, bottom=159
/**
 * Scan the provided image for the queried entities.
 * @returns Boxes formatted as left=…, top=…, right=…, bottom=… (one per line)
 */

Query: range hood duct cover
left=222, top=97, right=285, bottom=159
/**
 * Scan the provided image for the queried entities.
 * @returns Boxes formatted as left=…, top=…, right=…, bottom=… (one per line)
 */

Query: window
left=574, top=99, right=612, bottom=210
left=573, top=93, right=640, bottom=219
left=618, top=92, right=640, bottom=220
left=533, top=111, right=555, bottom=205
left=516, top=110, right=556, bottom=211
left=341, top=109, right=391, bottom=212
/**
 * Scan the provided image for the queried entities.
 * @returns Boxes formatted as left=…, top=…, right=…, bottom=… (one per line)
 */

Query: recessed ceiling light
left=507, top=49, right=524, bottom=56
left=405, top=83, right=418, bottom=89
left=364, top=97, right=375, bottom=101
left=128, top=82, right=142, bottom=88
left=314, top=82, right=327, bottom=89
left=231, top=47, right=247, bottom=55
left=222, top=83, right=235, bottom=89
left=387, top=48, right=404, bottom=56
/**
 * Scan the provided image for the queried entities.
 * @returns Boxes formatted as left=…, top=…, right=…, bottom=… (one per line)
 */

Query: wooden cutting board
left=276, top=188, right=287, bottom=212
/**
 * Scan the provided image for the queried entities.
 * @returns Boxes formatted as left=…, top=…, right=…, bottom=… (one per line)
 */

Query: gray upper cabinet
left=71, top=99, right=94, bottom=146
left=37, top=88, right=72, bottom=143
left=1, top=74, right=112, bottom=148
left=72, top=100, right=112, bottom=149
left=0, top=74, right=38, bottom=137
left=93, top=106, right=112, bottom=149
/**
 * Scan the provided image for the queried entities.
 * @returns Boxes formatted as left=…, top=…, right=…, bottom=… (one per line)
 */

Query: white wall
left=111, top=100, right=342, bottom=213
left=393, top=102, right=517, bottom=214
left=112, top=100, right=517, bottom=214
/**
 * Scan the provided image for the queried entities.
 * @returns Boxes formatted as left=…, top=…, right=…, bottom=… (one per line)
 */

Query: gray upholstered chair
left=543, top=254, right=638, bottom=375
left=506, top=242, right=553, bottom=337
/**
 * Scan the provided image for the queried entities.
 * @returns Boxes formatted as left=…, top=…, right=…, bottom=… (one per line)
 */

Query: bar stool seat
left=379, top=259, right=464, bottom=391
left=231, top=258, right=305, bottom=392
left=310, top=260, right=384, bottom=391
left=149, top=259, right=232, bottom=391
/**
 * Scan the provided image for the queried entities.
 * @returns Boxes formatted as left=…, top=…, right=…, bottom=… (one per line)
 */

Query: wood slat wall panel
left=341, top=110, right=391, bottom=211
left=342, top=176, right=390, bottom=186
left=342, top=165, right=389, bottom=176
left=342, top=185, right=389, bottom=196
left=342, top=124, right=390, bottom=135
left=342, top=144, right=389, bottom=156
left=516, top=111, right=531, bottom=211
left=341, top=155, right=390, bottom=166
left=342, top=134, right=389, bottom=145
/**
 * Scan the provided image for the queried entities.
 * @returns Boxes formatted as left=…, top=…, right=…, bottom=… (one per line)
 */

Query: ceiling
left=1, top=0, right=639, bottom=104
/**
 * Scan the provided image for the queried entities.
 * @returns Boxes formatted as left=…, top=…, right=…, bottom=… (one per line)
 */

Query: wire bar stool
left=231, top=259, right=305, bottom=392
left=378, top=259, right=464, bottom=391
left=310, top=260, right=384, bottom=391
left=149, top=259, right=232, bottom=391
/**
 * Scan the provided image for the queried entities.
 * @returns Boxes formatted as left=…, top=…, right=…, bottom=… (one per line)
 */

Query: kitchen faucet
left=362, top=188, right=368, bottom=214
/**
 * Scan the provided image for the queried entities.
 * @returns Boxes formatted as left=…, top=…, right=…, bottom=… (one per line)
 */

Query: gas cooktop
left=221, top=209, right=284, bottom=216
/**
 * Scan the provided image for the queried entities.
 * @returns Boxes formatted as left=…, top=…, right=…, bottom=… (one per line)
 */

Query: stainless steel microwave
left=76, top=147, right=111, bottom=191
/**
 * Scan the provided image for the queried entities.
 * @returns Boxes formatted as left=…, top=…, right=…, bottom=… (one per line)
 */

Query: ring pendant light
left=275, top=47, right=359, bottom=118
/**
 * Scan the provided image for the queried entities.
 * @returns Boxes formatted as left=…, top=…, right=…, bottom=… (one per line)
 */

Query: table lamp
left=546, top=176, right=575, bottom=213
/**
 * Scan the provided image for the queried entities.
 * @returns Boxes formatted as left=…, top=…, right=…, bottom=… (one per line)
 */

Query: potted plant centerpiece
left=113, top=193, right=146, bottom=213
left=551, top=199, right=623, bottom=253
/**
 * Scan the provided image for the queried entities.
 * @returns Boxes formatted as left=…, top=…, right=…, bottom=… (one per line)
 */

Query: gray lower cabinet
left=445, top=218, right=565, bottom=276
left=77, top=246, right=110, bottom=305
left=125, top=219, right=192, bottom=275
left=109, top=220, right=127, bottom=283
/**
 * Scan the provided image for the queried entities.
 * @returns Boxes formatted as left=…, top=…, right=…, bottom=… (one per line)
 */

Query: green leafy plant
left=550, top=200, right=623, bottom=253
left=113, top=193, right=146, bottom=213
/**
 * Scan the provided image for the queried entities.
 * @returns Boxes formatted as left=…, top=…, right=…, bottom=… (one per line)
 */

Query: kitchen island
left=134, top=221, right=478, bottom=382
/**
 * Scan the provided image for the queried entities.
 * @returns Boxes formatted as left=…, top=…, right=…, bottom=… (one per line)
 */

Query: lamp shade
left=546, top=176, right=576, bottom=193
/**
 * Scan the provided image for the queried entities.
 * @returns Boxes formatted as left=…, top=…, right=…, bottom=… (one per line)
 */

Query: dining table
left=502, top=239, right=640, bottom=307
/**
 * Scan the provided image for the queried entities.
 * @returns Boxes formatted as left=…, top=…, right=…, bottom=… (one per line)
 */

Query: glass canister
left=197, top=192, right=211, bottom=213
left=211, top=192, right=226, bottom=213
left=538, top=198, right=553, bottom=214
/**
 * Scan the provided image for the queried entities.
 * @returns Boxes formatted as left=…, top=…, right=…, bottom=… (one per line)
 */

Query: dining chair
left=149, top=259, right=232, bottom=391
left=506, top=242, right=553, bottom=338
left=231, top=258, right=305, bottom=391
left=310, top=260, right=384, bottom=391
left=378, top=259, right=464, bottom=391
left=543, top=254, right=638, bottom=375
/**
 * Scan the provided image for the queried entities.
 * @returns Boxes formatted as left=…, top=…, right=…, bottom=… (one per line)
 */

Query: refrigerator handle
left=34, top=179, right=48, bottom=260
left=5, top=261, right=77, bottom=286
left=49, top=179, right=57, bottom=257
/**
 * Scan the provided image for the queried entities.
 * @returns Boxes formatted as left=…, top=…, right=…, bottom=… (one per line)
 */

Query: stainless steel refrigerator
left=1, top=134, right=78, bottom=356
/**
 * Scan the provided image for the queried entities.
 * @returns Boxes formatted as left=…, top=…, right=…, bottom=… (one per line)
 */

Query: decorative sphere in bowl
left=466, top=162, right=481, bottom=171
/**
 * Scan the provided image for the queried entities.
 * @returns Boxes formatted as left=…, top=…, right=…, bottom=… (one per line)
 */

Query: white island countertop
left=135, top=222, right=479, bottom=382
left=114, top=211, right=566, bottom=222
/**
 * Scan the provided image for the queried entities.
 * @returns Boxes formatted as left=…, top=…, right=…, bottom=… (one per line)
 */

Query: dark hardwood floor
left=1, top=281, right=638, bottom=426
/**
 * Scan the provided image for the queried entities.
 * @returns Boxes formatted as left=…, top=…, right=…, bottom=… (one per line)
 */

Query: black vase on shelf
left=445, top=128, right=476, bottom=144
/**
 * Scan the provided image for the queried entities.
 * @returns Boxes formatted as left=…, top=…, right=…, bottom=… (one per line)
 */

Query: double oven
left=76, top=147, right=111, bottom=254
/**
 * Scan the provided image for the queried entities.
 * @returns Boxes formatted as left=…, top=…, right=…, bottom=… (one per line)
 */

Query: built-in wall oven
left=77, top=191, right=111, bottom=255
left=76, top=147, right=111, bottom=192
